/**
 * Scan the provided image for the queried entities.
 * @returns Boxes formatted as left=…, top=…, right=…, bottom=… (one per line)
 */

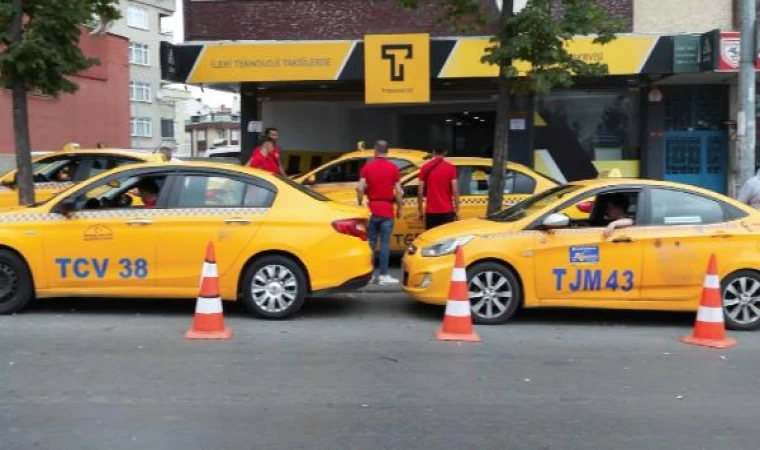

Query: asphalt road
left=2, top=271, right=759, bottom=450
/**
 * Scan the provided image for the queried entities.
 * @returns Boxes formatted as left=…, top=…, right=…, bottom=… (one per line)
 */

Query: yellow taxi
left=317, top=157, right=561, bottom=252
left=403, top=179, right=760, bottom=330
left=293, top=147, right=428, bottom=197
left=0, top=161, right=373, bottom=319
left=0, top=144, right=165, bottom=209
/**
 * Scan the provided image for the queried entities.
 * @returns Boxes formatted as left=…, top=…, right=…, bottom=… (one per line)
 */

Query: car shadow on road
left=403, top=300, right=695, bottom=329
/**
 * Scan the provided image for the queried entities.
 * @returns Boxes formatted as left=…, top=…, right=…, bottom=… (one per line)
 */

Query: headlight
left=421, top=236, right=475, bottom=257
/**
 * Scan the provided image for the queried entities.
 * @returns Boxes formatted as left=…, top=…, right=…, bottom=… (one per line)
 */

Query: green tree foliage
left=0, top=0, right=120, bottom=205
left=398, top=0, right=621, bottom=214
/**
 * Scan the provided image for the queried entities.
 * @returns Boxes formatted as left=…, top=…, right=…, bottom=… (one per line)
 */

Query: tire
left=466, top=261, right=522, bottom=325
left=721, top=270, right=760, bottom=331
left=240, top=255, right=307, bottom=320
left=0, top=250, right=33, bottom=315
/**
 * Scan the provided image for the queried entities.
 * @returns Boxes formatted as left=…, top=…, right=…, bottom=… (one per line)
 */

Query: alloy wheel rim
left=723, top=277, right=760, bottom=325
left=251, top=265, right=298, bottom=313
left=0, top=264, right=19, bottom=304
left=469, top=271, right=513, bottom=319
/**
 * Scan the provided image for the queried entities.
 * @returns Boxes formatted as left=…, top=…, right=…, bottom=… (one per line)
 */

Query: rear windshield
left=274, top=173, right=330, bottom=202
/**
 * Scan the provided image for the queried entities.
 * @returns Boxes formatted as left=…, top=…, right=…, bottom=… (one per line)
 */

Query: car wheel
left=721, top=270, right=760, bottom=331
left=241, top=255, right=307, bottom=320
left=0, top=250, right=33, bottom=315
left=467, top=262, right=522, bottom=325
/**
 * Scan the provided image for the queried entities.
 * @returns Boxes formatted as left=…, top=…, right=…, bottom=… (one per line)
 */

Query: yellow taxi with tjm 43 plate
left=0, top=144, right=165, bottom=209
left=0, top=161, right=373, bottom=318
left=403, top=178, right=760, bottom=331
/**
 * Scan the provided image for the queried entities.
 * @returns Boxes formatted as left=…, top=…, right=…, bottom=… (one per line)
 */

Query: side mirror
left=540, top=213, right=570, bottom=230
left=55, top=199, right=77, bottom=218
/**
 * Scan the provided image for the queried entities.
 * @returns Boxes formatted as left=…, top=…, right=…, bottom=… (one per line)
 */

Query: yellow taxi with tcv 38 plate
left=403, top=179, right=760, bottom=330
left=0, top=144, right=165, bottom=209
left=0, top=161, right=372, bottom=319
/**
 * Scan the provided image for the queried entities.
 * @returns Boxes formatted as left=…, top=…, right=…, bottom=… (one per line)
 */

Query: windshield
left=488, top=184, right=582, bottom=222
left=274, top=173, right=331, bottom=202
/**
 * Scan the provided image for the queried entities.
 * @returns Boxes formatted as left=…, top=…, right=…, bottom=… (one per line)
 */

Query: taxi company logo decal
left=381, top=44, right=413, bottom=82
left=569, top=246, right=599, bottom=264
left=84, top=224, right=113, bottom=241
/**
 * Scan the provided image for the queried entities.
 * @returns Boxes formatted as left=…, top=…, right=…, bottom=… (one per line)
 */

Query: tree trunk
left=11, top=83, right=35, bottom=206
left=10, top=0, right=35, bottom=206
left=525, top=92, right=536, bottom=167
left=486, top=0, right=513, bottom=216
left=487, top=74, right=511, bottom=216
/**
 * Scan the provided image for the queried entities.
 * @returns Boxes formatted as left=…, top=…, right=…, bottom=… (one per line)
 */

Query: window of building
left=197, top=130, right=206, bottom=141
left=131, top=118, right=152, bottom=138
left=127, top=6, right=149, bottom=30
left=129, top=42, right=149, bottom=66
left=129, top=82, right=151, bottom=102
left=536, top=90, right=641, bottom=161
left=161, top=119, right=175, bottom=138
left=231, top=130, right=240, bottom=142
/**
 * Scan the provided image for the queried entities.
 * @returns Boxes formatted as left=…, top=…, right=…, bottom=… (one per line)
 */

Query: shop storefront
left=161, top=33, right=681, bottom=183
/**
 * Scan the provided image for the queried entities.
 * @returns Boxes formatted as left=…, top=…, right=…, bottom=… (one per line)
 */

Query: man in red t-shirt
left=248, top=138, right=282, bottom=175
left=248, top=128, right=285, bottom=175
left=357, top=140, right=402, bottom=285
left=418, top=150, right=459, bottom=230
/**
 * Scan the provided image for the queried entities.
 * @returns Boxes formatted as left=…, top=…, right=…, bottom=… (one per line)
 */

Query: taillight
left=576, top=200, right=594, bottom=213
left=332, top=218, right=367, bottom=240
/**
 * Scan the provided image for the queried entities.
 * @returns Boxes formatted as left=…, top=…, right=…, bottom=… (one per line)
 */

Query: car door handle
left=611, top=236, right=633, bottom=243
left=224, top=217, right=252, bottom=224
left=125, top=218, right=153, bottom=226
left=710, top=231, right=733, bottom=238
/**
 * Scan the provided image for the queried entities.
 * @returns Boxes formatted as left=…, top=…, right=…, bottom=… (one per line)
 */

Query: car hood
left=415, top=218, right=521, bottom=245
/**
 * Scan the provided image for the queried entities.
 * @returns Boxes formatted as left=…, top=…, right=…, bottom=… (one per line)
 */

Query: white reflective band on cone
left=445, top=300, right=471, bottom=317
left=451, top=268, right=467, bottom=282
left=703, top=275, right=720, bottom=289
left=697, top=306, right=724, bottom=323
left=196, top=297, right=223, bottom=314
left=202, top=262, right=219, bottom=279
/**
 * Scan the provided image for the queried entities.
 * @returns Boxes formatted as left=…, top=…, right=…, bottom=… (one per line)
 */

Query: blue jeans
left=367, top=215, right=394, bottom=276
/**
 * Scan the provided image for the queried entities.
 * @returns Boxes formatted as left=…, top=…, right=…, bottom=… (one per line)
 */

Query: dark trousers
left=425, top=212, right=456, bottom=230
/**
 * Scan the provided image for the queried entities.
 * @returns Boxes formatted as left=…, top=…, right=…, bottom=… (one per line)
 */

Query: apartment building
left=110, top=0, right=178, bottom=151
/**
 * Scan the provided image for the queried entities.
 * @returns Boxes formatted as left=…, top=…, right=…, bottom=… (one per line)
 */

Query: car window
left=649, top=188, right=725, bottom=225
left=32, top=156, right=80, bottom=183
left=175, top=175, right=275, bottom=208
left=313, top=158, right=368, bottom=183
left=82, top=157, right=140, bottom=179
left=388, top=158, right=418, bottom=176
left=66, top=173, right=169, bottom=211
left=457, top=166, right=535, bottom=196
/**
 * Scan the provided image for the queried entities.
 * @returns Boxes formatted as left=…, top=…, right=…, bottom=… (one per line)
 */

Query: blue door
left=663, top=131, right=727, bottom=194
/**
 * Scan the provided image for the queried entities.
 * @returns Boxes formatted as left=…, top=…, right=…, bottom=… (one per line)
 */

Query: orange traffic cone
left=436, top=246, right=481, bottom=342
left=681, top=254, right=736, bottom=349
left=185, top=242, right=232, bottom=340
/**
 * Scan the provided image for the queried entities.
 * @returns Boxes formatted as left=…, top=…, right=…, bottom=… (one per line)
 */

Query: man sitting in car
left=602, top=193, right=634, bottom=237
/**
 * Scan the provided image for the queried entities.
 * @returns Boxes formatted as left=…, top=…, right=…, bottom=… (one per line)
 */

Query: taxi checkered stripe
left=0, top=182, right=73, bottom=192
left=0, top=208, right=269, bottom=222
left=393, top=197, right=524, bottom=206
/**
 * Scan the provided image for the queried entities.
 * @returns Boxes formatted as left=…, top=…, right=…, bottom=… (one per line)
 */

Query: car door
left=638, top=187, right=750, bottom=303
left=532, top=189, right=645, bottom=304
left=42, top=169, right=169, bottom=292
left=152, top=170, right=273, bottom=291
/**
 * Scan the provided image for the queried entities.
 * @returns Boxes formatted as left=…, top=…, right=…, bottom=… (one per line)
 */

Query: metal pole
left=737, top=0, right=757, bottom=190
